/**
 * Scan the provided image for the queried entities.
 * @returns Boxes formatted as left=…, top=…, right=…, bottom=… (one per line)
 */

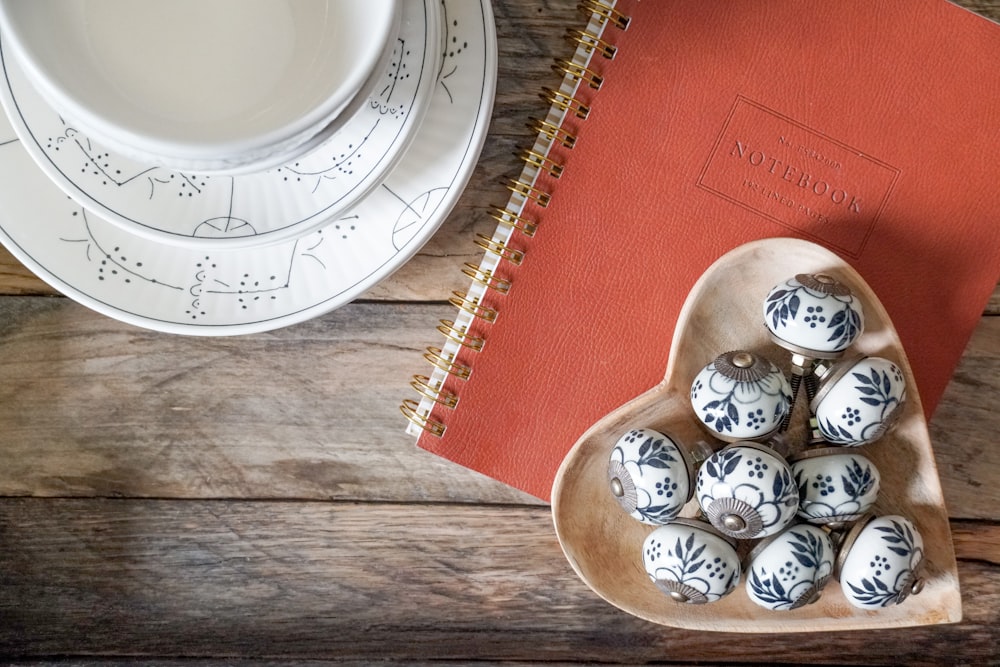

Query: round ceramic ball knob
left=763, top=273, right=864, bottom=359
left=642, top=518, right=741, bottom=604
left=811, top=355, right=907, bottom=446
left=607, top=428, right=693, bottom=525
left=745, top=523, right=835, bottom=611
left=695, top=442, right=799, bottom=539
left=689, top=350, right=792, bottom=442
left=790, top=447, right=881, bottom=526
left=836, top=514, right=926, bottom=609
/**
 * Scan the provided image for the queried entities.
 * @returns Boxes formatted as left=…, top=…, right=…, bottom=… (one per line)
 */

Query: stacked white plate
left=0, top=0, right=497, bottom=334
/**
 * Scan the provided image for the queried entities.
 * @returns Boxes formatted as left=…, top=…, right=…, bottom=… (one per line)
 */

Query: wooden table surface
left=1, top=2, right=998, bottom=664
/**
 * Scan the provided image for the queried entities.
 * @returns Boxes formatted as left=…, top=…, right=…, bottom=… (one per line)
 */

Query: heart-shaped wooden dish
left=551, top=238, right=960, bottom=632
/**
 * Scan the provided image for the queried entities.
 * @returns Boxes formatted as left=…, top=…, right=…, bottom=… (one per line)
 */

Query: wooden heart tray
left=550, top=237, right=960, bottom=632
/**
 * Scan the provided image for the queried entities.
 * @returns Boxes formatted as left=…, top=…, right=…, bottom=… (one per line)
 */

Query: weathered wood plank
left=928, top=315, right=1000, bottom=520
left=0, top=252, right=50, bottom=295
left=0, top=298, right=536, bottom=505
left=0, top=297, right=997, bottom=517
left=952, top=522, right=1000, bottom=566
left=0, top=499, right=996, bottom=663
left=959, top=0, right=1000, bottom=19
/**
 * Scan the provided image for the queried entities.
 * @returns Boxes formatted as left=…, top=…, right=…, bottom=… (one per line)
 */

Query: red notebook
left=404, top=0, right=1000, bottom=501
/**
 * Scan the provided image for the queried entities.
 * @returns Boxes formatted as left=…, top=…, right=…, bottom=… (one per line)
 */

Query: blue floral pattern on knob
left=695, top=443, right=799, bottom=539
left=839, top=515, right=925, bottom=609
left=690, top=351, right=791, bottom=442
left=764, top=273, right=863, bottom=357
left=792, top=450, right=881, bottom=524
left=747, top=523, right=834, bottom=611
left=812, top=356, right=907, bottom=446
left=607, top=428, right=691, bottom=525
left=642, top=521, right=741, bottom=604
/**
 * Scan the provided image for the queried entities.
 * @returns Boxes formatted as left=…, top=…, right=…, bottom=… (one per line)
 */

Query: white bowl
left=0, top=0, right=399, bottom=173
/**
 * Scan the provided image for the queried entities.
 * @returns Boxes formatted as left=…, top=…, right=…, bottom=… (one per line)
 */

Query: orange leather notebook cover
left=411, top=0, right=1000, bottom=501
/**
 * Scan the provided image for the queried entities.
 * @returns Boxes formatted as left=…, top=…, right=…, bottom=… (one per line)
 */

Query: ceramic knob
left=642, top=518, right=741, bottom=604
left=836, top=514, right=926, bottom=609
left=695, top=442, right=799, bottom=539
left=607, top=428, right=694, bottom=525
left=690, top=350, right=792, bottom=442
left=763, top=273, right=864, bottom=359
left=745, top=523, right=835, bottom=611
left=811, top=355, right=907, bottom=446
left=791, top=447, right=881, bottom=525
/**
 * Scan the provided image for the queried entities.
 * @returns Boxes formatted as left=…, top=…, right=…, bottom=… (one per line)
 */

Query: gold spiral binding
left=400, top=399, right=446, bottom=437
left=475, top=233, right=525, bottom=265
left=540, top=86, right=590, bottom=120
left=529, top=118, right=577, bottom=149
left=518, top=148, right=564, bottom=178
left=411, top=374, right=459, bottom=409
left=507, top=178, right=552, bottom=207
left=437, top=319, right=485, bottom=351
left=579, top=0, right=631, bottom=30
left=424, top=346, right=472, bottom=380
left=565, top=28, right=617, bottom=60
left=449, top=290, right=499, bottom=323
left=489, top=206, right=537, bottom=237
left=552, top=59, right=603, bottom=90
left=462, top=262, right=512, bottom=293
left=404, top=0, right=626, bottom=437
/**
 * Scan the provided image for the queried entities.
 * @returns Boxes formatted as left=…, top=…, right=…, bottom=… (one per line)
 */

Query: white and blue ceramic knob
left=810, top=355, right=907, bottom=446
left=642, top=518, right=741, bottom=604
left=764, top=273, right=864, bottom=432
left=790, top=447, right=881, bottom=526
left=694, top=442, right=799, bottom=539
left=763, top=273, right=864, bottom=359
left=690, top=350, right=792, bottom=442
left=836, top=513, right=926, bottom=609
left=607, top=428, right=694, bottom=525
left=745, top=522, right=835, bottom=611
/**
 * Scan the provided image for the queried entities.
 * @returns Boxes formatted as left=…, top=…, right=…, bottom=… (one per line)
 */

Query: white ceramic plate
left=0, top=0, right=439, bottom=249
left=0, top=0, right=496, bottom=335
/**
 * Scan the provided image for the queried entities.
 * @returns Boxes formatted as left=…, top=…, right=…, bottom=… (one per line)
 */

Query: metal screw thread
left=803, top=371, right=820, bottom=403
left=780, top=372, right=802, bottom=433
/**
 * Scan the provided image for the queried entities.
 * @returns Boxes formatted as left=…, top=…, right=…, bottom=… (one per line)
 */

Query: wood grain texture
left=0, top=500, right=997, bottom=664
left=0, top=298, right=537, bottom=505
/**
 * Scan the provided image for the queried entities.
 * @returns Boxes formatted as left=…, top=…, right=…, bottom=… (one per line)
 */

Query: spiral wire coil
left=401, top=0, right=630, bottom=436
